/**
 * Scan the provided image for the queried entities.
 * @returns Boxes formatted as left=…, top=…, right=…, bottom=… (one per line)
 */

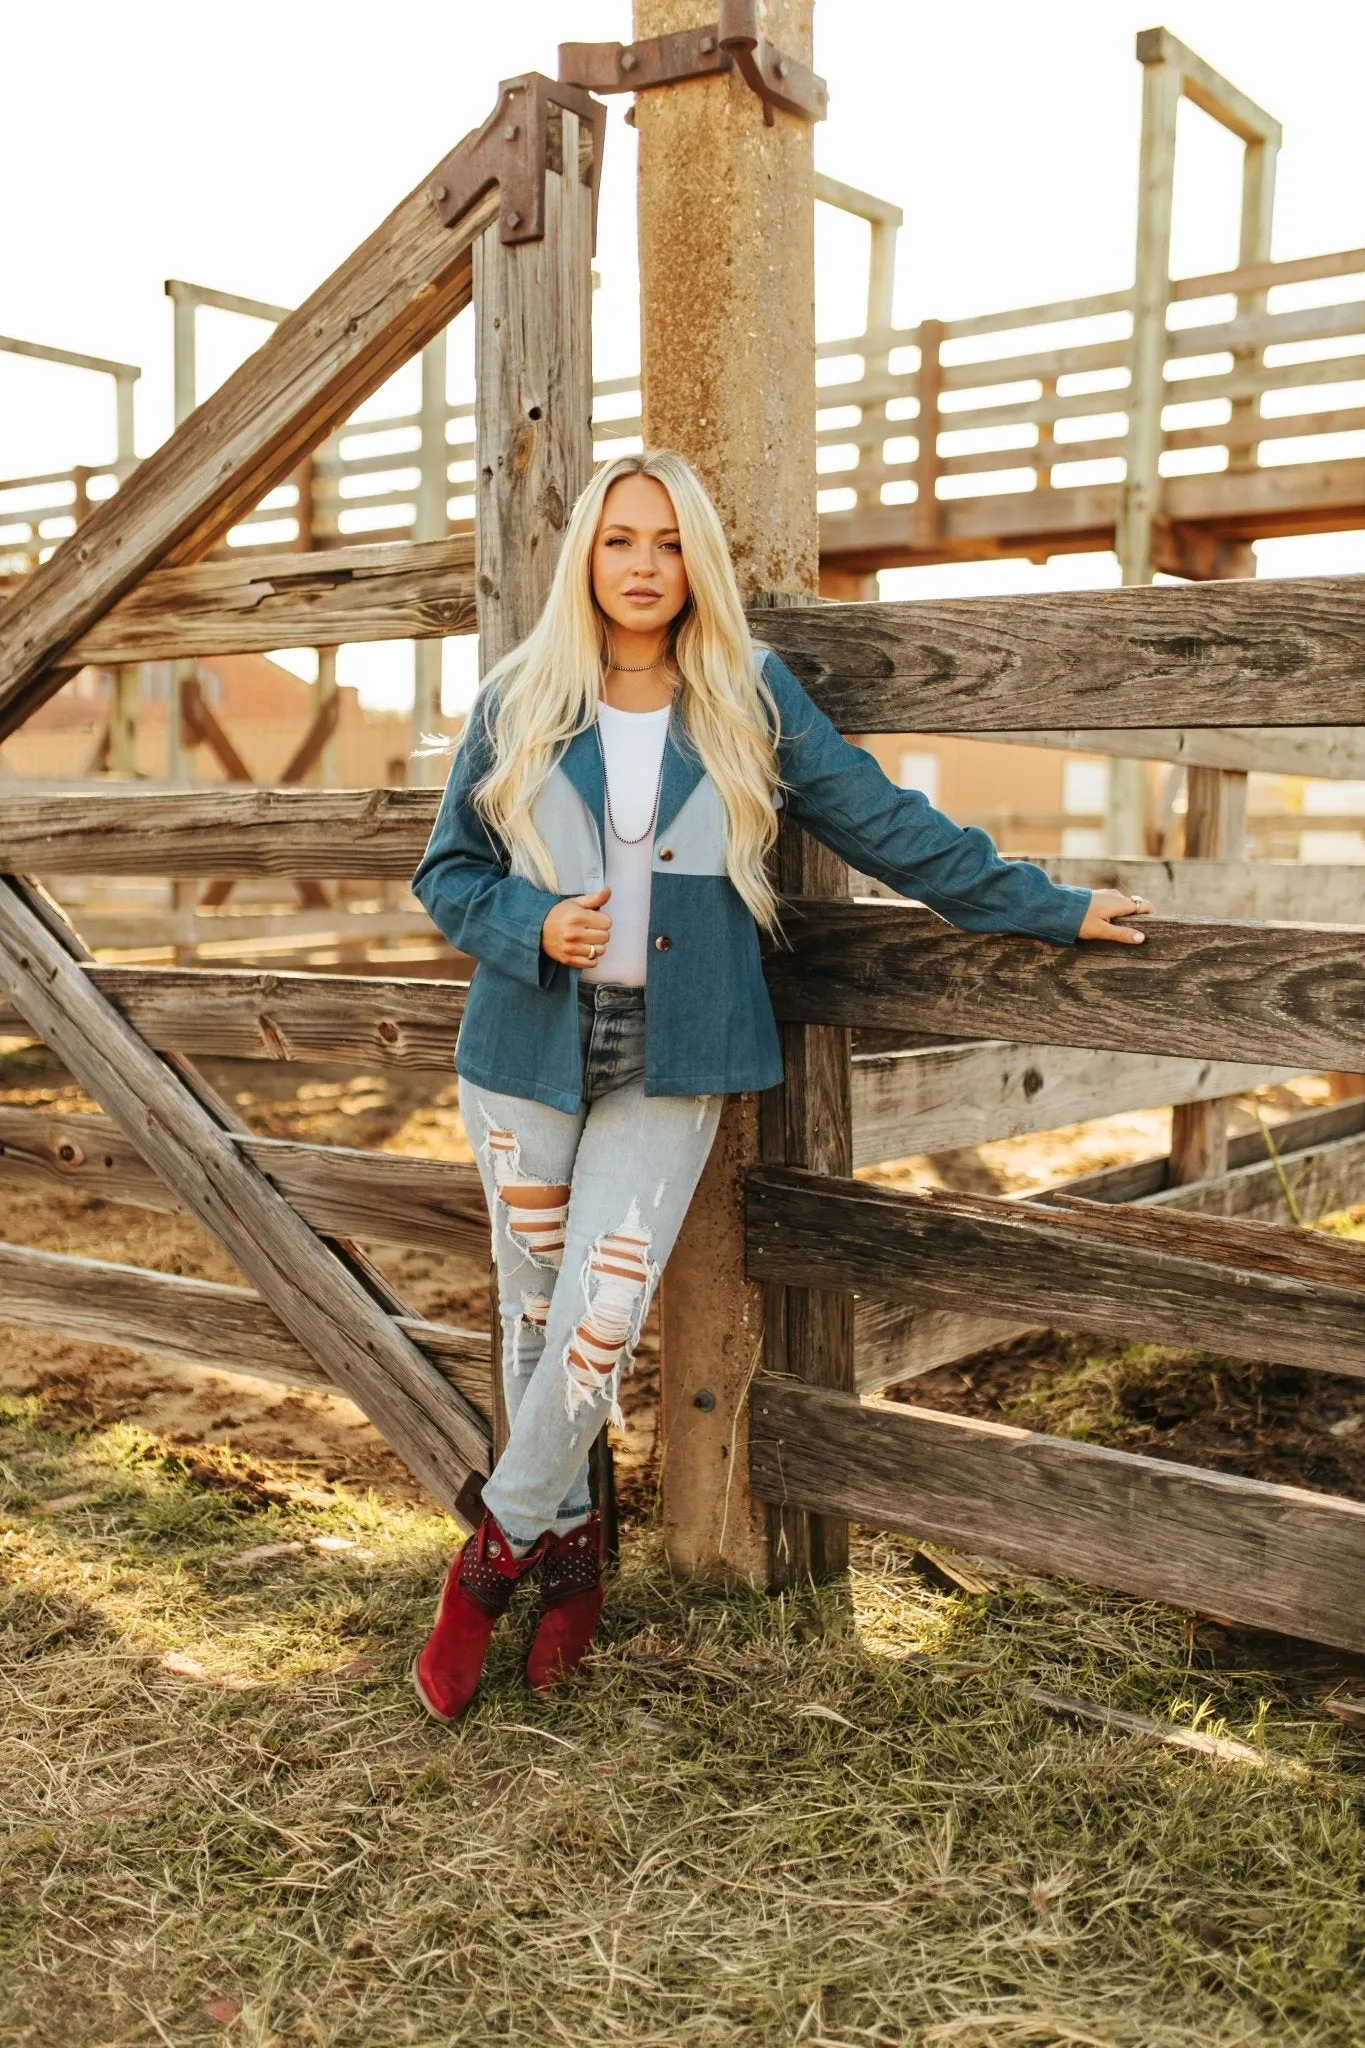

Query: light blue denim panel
left=531, top=762, right=604, bottom=895
left=653, top=774, right=728, bottom=875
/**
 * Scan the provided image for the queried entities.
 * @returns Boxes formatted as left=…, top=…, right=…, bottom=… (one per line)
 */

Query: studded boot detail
left=413, top=1510, right=546, bottom=1723
left=525, top=1511, right=605, bottom=1693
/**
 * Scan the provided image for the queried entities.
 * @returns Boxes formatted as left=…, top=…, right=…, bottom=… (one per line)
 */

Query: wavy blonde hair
left=469, top=449, right=782, bottom=929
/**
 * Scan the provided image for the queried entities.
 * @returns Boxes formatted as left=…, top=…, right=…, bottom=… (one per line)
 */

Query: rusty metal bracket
left=428, top=73, right=606, bottom=247
left=559, top=0, right=828, bottom=127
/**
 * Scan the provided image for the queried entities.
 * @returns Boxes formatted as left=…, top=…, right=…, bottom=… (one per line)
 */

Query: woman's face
left=590, top=473, right=690, bottom=639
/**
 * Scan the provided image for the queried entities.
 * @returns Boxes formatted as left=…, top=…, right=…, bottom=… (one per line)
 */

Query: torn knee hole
left=494, top=1172, right=570, bottom=1267
left=563, top=1205, right=656, bottom=1408
left=521, top=1294, right=550, bottom=1329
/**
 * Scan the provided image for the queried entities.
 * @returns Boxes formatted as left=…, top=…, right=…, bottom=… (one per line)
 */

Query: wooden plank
left=748, top=1379, right=1365, bottom=1654
left=0, top=878, right=489, bottom=1517
left=474, top=104, right=594, bottom=670
left=747, top=577, right=1365, bottom=731
left=747, top=1164, right=1365, bottom=1380
left=1168, top=764, right=1248, bottom=1184
left=850, top=1039, right=1298, bottom=1166
left=0, top=1239, right=490, bottom=1410
left=758, top=768, right=855, bottom=1587
left=0, top=142, right=502, bottom=738
left=0, top=964, right=464, bottom=1068
left=766, top=900, right=1365, bottom=1071
left=996, top=729, right=1365, bottom=779
left=71, top=537, right=477, bottom=665
left=855, top=1099, right=1365, bottom=1392
left=0, top=1106, right=488, bottom=1255
left=473, top=100, right=596, bottom=1458
left=0, top=789, right=439, bottom=877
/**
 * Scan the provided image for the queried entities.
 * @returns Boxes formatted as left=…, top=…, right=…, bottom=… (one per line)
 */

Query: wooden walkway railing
left=6, top=244, right=1365, bottom=586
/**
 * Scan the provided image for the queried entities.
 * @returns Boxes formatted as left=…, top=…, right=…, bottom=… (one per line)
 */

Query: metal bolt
left=503, top=123, right=519, bottom=140
left=693, top=1389, right=716, bottom=1412
left=620, top=49, right=638, bottom=71
left=700, top=33, right=716, bottom=52
left=506, top=209, right=522, bottom=229
left=433, top=183, right=448, bottom=202
left=776, top=57, right=789, bottom=78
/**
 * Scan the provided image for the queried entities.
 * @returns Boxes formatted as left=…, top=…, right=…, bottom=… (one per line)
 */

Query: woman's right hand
left=541, top=887, right=613, bottom=968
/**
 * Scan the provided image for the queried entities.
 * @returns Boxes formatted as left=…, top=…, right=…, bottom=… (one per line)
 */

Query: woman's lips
left=624, top=588, right=660, bottom=602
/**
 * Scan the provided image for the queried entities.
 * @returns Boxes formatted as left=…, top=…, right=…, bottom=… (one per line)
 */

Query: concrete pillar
left=635, top=0, right=817, bottom=1580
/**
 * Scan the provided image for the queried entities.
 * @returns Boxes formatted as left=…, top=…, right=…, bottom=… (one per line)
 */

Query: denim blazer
left=411, top=649, right=1091, bottom=1113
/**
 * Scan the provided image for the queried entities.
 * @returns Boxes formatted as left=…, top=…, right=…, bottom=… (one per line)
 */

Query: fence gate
left=0, top=75, right=605, bottom=1531
left=744, top=585, right=1365, bottom=1656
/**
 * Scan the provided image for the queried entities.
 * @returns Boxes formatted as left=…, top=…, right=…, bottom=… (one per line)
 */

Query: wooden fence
left=1, top=71, right=1363, bottom=1657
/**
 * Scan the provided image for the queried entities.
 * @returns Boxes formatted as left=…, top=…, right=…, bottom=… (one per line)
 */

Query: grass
left=2, top=1396, right=1363, bottom=2048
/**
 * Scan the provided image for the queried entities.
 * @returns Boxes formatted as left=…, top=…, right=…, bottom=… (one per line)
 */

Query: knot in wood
left=378, top=1019, right=400, bottom=1044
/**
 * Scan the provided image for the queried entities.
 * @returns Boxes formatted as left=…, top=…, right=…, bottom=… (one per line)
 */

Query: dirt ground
left=0, top=1040, right=1358, bottom=1518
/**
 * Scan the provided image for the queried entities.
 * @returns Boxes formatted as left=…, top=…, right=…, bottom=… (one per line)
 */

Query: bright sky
left=5, top=0, right=1365, bottom=708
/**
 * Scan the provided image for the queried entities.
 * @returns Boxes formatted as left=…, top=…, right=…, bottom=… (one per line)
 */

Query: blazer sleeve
left=763, top=652, right=1091, bottom=945
left=410, top=686, right=563, bottom=988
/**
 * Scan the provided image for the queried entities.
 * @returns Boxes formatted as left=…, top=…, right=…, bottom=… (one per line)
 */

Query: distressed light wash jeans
left=460, top=982, right=723, bottom=1549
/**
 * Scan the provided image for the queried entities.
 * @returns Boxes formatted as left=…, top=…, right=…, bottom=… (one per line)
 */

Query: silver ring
left=1130, top=893, right=1144, bottom=907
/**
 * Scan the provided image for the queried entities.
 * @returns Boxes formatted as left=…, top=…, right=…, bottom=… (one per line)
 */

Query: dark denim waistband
left=577, top=981, right=646, bottom=1014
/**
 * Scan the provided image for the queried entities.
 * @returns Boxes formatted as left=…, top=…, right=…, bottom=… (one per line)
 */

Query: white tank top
left=579, top=700, right=671, bottom=988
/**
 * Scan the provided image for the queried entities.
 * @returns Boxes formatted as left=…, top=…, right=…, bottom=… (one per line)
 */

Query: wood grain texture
left=745, top=577, right=1365, bottom=730
left=0, top=880, right=488, bottom=1514
left=0, top=789, right=439, bottom=878
left=986, top=724, right=1365, bottom=778
left=748, top=1379, right=1365, bottom=1653
left=1025, top=856, right=1364, bottom=926
left=0, top=965, right=465, bottom=1069
left=0, top=168, right=500, bottom=738
left=0, top=1239, right=490, bottom=1411
left=759, top=804, right=855, bottom=1586
left=474, top=106, right=594, bottom=671
left=748, top=1164, right=1365, bottom=1380
left=855, top=1098, right=1365, bottom=1392
left=849, top=1038, right=1297, bottom=1166
left=71, top=537, right=477, bottom=665
left=983, top=726, right=1365, bottom=782
left=766, top=899, right=1365, bottom=1071
left=0, top=1110, right=489, bottom=1256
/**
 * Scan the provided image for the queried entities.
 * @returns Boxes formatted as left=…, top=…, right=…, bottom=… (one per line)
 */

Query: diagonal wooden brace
left=0, top=874, right=490, bottom=1523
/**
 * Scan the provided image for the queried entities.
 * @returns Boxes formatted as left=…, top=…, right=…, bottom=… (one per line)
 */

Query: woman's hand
left=1078, top=888, right=1153, bottom=944
left=542, top=887, right=613, bottom=967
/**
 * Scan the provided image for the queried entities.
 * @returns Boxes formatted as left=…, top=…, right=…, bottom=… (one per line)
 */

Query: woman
left=409, top=448, right=1150, bottom=1722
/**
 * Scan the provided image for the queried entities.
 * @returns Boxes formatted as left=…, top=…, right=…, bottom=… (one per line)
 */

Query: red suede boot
left=413, top=1511, right=545, bottom=1723
left=525, top=1512, right=605, bottom=1692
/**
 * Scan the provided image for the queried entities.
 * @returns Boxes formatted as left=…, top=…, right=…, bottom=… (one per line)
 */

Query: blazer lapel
left=557, top=724, right=605, bottom=851
left=655, top=704, right=707, bottom=837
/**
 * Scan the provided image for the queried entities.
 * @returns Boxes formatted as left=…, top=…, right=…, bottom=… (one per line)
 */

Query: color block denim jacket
left=411, top=649, right=1091, bottom=1114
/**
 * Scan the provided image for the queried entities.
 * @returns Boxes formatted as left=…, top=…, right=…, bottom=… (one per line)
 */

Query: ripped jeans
left=460, top=982, right=723, bottom=1548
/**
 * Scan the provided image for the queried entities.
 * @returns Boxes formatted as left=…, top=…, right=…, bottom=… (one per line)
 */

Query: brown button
left=654, top=934, right=672, bottom=952
left=658, top=846, right=674, bottom=862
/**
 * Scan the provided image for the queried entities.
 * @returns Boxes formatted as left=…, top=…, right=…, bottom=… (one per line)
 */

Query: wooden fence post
left=472, top=98, right=597, bottom=1474
left=633, top=0, right=848, bottom=1584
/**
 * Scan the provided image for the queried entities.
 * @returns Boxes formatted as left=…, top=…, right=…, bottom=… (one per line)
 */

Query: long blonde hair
left=471, top=450, right=781, bottom=929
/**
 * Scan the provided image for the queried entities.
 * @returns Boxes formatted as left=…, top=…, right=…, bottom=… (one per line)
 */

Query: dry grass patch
left=2, top=1397, right=1363, bottom=2048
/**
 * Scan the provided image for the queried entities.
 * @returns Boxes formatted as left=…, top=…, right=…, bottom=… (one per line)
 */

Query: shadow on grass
left=2, top=1394, right=1363, bottom=2048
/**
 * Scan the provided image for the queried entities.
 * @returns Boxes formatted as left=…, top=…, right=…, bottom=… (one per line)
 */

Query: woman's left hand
left=1078, top=888, right=1153, bottom=944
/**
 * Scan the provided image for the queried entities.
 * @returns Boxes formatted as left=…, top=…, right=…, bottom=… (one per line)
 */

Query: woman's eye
left=661, top=541, right=682, bottom=553
left=603, top=535, right=628, bottom=547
